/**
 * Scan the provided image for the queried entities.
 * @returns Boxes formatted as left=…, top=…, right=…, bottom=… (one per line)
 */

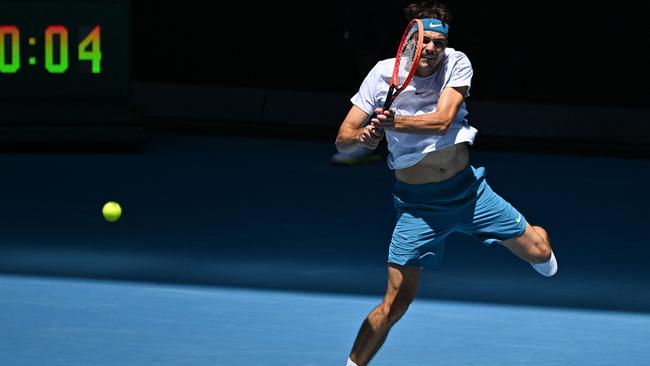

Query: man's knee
left=531, top=225, right=552, bottom=262
left=383, top=292, right=415, bottom=324
left=532, top=225, right=549, bottom=242
left=379, top=264, right=420, bottom=324
left=380, top=303, right=407, bottom=325
left=529, top=246, right=551, bottom=263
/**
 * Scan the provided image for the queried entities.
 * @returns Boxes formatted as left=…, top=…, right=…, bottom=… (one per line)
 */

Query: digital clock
left=0, top=0, right=131, bottom=127
left=1, top=24, right=102, bottom=74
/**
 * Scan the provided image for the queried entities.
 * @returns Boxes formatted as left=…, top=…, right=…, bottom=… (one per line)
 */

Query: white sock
left=531, top=251, right=557, bottom=277
left=346, top=357, right=359, bottom=366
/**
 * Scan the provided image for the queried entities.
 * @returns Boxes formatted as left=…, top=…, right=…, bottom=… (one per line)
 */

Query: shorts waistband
left=393, top=165, right=485, bottom=203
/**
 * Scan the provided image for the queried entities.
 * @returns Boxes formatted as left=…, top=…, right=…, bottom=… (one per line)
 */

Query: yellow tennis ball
left=102, top=201, right=122, bottom=222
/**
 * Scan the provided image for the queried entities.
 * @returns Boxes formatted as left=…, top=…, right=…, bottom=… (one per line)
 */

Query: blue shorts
left=389, top=165, right=527, bottom=268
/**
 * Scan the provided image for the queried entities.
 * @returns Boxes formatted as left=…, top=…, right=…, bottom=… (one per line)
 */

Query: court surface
left=3, top=274, right=650, bottom=366
left=1, top=130, right=649, bottom=365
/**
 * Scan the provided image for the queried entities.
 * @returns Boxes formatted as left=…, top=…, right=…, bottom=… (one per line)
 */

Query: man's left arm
left=372, top=86, right=468, bottom=135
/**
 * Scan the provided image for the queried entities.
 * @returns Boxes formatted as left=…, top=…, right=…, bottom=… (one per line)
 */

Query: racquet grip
left=366, top=86, right=396, bottom=126
left=382, top=98, right=395, bottom=111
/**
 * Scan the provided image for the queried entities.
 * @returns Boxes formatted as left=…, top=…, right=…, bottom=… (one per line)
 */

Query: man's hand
left=370, top=108, right=395, bottom=130
left=357, top=124, right=385, bottom=149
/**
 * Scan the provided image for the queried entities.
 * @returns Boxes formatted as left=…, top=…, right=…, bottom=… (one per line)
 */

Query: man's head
left=417, top=19, right=447, bottom=76
left=404, top=1, right=451, bottom=77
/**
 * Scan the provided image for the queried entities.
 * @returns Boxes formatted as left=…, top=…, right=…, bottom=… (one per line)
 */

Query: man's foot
left=330, top=146, right=380, bottom=166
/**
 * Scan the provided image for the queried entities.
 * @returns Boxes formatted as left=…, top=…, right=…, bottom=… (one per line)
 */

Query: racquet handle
left=367, top=86, right=397, bottom=126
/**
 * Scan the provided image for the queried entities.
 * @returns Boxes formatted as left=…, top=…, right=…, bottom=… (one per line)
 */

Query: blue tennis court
left=2, top=273, right=650, bottom=366
left=1, top=132, right=649, bottom=365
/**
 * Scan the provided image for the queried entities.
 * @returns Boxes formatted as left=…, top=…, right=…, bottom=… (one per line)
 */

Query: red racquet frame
left=382, top=18, right=424, bottom=111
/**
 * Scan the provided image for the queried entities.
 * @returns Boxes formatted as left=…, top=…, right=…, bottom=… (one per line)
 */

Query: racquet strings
left=395, top=22, right=421, bottom=89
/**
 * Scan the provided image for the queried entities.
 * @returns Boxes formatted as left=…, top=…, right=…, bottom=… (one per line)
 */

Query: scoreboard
left=0, top=0, right=133, bottom=129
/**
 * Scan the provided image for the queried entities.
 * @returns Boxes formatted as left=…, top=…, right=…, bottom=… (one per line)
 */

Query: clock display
left=0, top=0, right=129, bottom=98
left=1, top=25, right=101, bottom=74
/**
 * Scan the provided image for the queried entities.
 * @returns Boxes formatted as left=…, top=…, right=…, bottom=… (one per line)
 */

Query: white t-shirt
left=350, top=48, right=478, bottom=169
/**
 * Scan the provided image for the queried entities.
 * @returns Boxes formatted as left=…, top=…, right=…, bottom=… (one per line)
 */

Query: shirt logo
left=515, top=214, right=522, bottom=224
left=414, top=91, right=428, bottom=95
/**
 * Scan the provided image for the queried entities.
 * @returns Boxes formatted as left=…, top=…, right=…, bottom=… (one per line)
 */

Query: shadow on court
left=1, top=130, right=649, bottom=314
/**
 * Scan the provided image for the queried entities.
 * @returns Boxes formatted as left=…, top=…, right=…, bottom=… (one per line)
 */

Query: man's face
left=417, top=31, right=446, bottom=76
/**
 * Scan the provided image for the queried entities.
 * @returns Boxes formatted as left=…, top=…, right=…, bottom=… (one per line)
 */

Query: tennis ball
left=102, top=201, right=122, bottom=222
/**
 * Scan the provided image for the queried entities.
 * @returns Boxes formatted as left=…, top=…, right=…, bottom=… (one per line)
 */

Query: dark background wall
left=131, top=1, right=650, bottom=111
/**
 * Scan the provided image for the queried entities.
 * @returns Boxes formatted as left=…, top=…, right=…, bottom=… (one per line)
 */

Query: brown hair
left=403, top=1, right=452, bottom=24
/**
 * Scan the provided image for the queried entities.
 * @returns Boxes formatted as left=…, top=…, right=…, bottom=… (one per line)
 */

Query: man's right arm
left=335, top=105, right=384, bottom=153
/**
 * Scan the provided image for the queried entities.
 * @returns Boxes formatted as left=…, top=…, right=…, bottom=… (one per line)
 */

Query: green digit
left=45, top=25, right=68, bottom=73
left=0, top=25, right=20, bottom=73
left=79, top=25, right=101, bottom=73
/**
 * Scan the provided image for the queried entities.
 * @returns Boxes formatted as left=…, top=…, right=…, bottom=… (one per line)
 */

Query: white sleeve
left=350, top=63, right=380, bottom=115
left=445, top=53, right=473, bottom=96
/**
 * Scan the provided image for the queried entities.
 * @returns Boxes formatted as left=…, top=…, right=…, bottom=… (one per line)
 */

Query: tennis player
left=335, top=2, right=558, bottom=365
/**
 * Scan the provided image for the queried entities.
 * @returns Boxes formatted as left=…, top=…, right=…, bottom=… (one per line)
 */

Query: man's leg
left=348, top=263, right=421, bottom=366
left=500, top=223, right=558, bottom=276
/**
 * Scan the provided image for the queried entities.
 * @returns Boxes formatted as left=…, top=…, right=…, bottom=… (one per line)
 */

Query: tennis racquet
left=380, top=19, right=424, bottom=113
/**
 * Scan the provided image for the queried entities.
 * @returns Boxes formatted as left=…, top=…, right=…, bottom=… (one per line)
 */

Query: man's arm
left=372, top=86, right=468, bottom=135
left=335, top=105, right=385, bottom=153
